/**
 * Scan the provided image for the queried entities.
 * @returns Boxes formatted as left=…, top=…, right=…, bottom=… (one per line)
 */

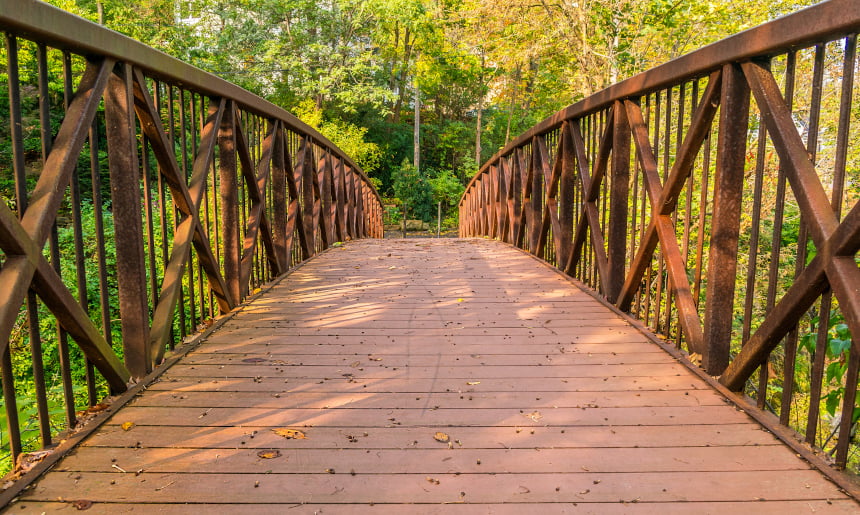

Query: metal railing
left=461, top=0, right=860, bottom=473
left=0, top=0, right=382, bottom=475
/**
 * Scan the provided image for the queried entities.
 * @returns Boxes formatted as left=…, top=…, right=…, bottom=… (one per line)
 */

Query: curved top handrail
left=0, top=0, right=381, bottom=203
left=461, top=0, right=860, bottom=201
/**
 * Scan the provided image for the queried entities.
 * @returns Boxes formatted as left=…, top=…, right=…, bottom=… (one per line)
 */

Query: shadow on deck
left=9, top=239, right=857, bottom=513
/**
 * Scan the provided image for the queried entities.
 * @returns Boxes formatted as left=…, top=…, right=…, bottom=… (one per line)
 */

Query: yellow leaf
left=466, top=381, right=480, bottom=386
left=433, top=431, right=450, bottom=443
left=121, top=422, right=135, bottom=431
left=273, top=428, right=307, bottom=439
left=257, top=450, right=282, bottom=459
left=456, top=298, right=464, bottom=302
left=525, top=411, right=542, bottom=421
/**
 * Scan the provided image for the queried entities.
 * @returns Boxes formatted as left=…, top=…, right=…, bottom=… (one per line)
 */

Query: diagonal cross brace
left=0, top=58, right=130, bottom=392
left=566, top=117, right=612, bottom=292
left=720, top=61, right=860, bottom=390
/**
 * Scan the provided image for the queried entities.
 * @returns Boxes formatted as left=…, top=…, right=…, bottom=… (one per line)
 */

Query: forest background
left=44, top=0, right=819, bottom=226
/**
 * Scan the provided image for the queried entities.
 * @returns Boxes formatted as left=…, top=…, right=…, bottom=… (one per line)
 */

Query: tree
left=392, top=159, right=433, bottom=221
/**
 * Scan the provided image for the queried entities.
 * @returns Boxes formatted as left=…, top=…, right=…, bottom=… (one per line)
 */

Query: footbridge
left=1, top=0, right=859, bottom=512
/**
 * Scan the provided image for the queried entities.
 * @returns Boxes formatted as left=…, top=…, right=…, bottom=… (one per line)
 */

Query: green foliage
left=294, top=99, right=383, bottom=176
left=392, top=159, right=433, bottom=221
left=429, top=168, right=465, bottom=207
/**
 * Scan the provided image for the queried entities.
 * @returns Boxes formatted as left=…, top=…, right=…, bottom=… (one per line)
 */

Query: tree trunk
left=475, top=51, right=484, bottom=166
left=475, top=95, right=482, bottom=166
left=504, top=66, right=520, bottom=146
left=392, top=28, right=414, bottom=124
left=413, top=74, right=420, bottom=173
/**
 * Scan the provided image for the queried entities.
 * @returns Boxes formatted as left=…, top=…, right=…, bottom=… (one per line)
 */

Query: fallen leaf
left=466, top=381, right=480, bottom=386
left=77, top=402, right=110, bottom=417
left=13, top=450, right=52, bottom=475
left=72, top=500, right=93, bottom=510
left=426, top=477, right=440, bottom=485
left=121, top=422, right=135, bottom=431
left=273, top=428, right=307, bottom=439
left=257, top=450, right=282, bottom=459
left=456, top=298, right=464, bottom=302
left=433, top=432, right=450, bottom=443
left=525, top=411, right=542, bottom=421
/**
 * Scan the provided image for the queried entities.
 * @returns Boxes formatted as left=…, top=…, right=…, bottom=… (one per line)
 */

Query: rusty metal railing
left=461, top=0, right=860, bottom=475
left=0, top=0, right=382, bottom=476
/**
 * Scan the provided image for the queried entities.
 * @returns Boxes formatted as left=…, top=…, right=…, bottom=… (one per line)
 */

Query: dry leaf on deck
left=72, top=500, right=93, bottom=510
left=433, top=432, right=450, bottom=443
left=257, top=450, right=282, bottom=459
left=121, top=422, right=135, bottom=431
left=273, top=428, right=307, bottom=439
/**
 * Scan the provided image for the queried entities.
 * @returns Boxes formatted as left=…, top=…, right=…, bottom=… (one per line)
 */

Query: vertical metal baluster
left=16, top=40, right=49, bottom=447
left=665, top=84, right=685, bottom=341
left=142, top=136, right=158, bottom=310
left=760, top=53, right=795, bottom=410
left=693, top=126, right=711, bottom=309
left=655, top=87, right=672, bottom=336
left=61, top=52, right=81, bottom=428
left=35, top=43, right=57, bottom=447
left=742, top=117, right=768, bottom=348
left=781, top=45, right=825, bottom=425
left=179, top=90, right=196, bottom=331
left=807, top=34, right=855, bottom=447
left=166, top=85, right=185, bottom=341
left=154, top=82, right=172, bottom=347
left=596, top=111, right=602, bottom=290
left=650, top=91, right=662, bottom=331
left=84, top=69, right=108, bottom=405
left=211, top=110, right=221, bottom=310
left=635, top=95, right=651, bottom=318
left=682, top=81, right=698, bottom=264
left=836, top=345, right=860, bottom=468
left=191, top=93, right=206, bottom=324
left=2, top=34, right=25, bottom=460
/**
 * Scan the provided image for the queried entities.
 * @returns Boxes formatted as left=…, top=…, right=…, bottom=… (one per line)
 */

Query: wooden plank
left=23, top=471, right=846, bottom=504
left=55, top=446, right=808, bottom=474
left=147, top=375, right=711, bottom=393
left=179, top=352, right=676, bottom=366
left=162, top=362, right=690, bottom=378
left=127, top=389, right=724, bottom=409
left=190, top=342, right=668, bottom=355
left=94, top=405, right=755, bottom=427
left=85, top=423, right=778, bottom=449
left=13, top=501, right=860, bottom=514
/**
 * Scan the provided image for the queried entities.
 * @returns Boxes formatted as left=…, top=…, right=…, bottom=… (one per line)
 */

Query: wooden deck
left=9, top=239, right=857, bottom=513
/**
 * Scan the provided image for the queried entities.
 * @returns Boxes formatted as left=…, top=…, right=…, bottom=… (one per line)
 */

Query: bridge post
left=271, top=125, right=288, bottom=267
left=218, top=101, right=241, bottom=304
left=702, top=63, right=750, bottom=375
left=607, top=101, right=630, bottom=304
left=105, top=63, right=151, bottom=378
